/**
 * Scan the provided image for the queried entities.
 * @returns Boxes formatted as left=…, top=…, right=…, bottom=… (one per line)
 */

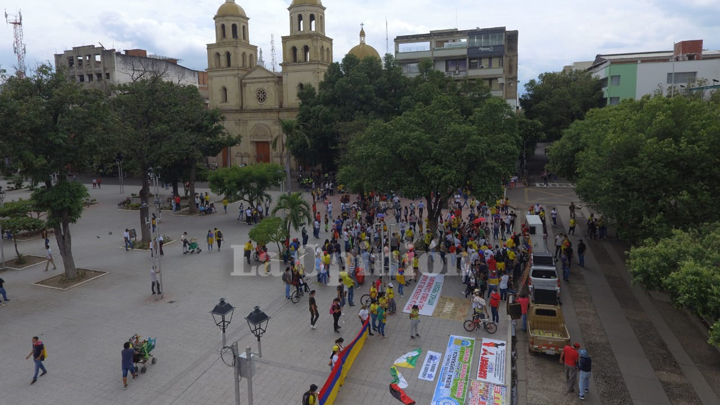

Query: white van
left=525, top=215, right=546, bottom=253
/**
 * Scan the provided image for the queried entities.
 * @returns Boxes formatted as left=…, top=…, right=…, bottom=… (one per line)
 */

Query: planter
left=34, top=269, right=108, bottom=291
left=4, top=255, right=47, bottom=271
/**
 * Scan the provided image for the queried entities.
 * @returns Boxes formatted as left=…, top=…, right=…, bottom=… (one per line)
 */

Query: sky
left=2, top=0, right=720, bottom=92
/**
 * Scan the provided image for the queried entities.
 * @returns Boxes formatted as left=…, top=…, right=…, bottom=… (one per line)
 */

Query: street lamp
left=0, top=186, right=6, bottom=270
left=210, top=298, right=241, bottom=405
left=245, top=306, right=270, bottom=358
left=211, top=298, right=235, bottom=347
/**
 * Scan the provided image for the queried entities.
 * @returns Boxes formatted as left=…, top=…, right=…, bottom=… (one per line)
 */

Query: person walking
left=377, top=303, right=387, bottom=338
left=343, top=273, right=355, bottom=307
left=489, top=288, right=501, bottom=324
left=499, top=272, right=509, bottom=301
left=560, top=343, right=580, bottom=393
left=302, top=384, right=319, bottom=405
left=150, top=265, right=161, bottom=295
left=44, top=246, right=57, bottom=271
left=518, top=294, right=530, bottom=331
left=387, top=283, right=396, bottom=314
left=302, top=226, right=309, bottom=247
left=123, top=229, right=133, bottom=251
left=222, top=198, right=228, bottom=214
left=244, top=240, right=253, bottom=264
left=26, top=336, right=47, bottom=385
left=206, top=230, right=214, bottom=251
left=181, top=232, right=188, bottom=254
left=214, top=228, right=224, bottom=252
left=358, top=304, right=374, bottom=336
left=409, top=304, right=420, bottom=339
left=331, top=298, right=342, bottom=333
left=309, top=290, right=319, bottom=329
left=577, top=239, right=587, bottom=268
left=578, top=349, right=592, bottom=400
left=283, top=267, right=293, bottom=300
left=121, top=341, right=137, bottom=389
left=0, top=277, right=9, bottom=306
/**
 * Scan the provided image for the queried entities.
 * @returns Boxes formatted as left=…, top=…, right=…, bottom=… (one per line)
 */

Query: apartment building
left=394, top=26, right=519, bottom=108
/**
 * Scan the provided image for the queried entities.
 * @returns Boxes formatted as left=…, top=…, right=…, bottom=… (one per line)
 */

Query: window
left=242, top=52, right=247, bottom=67
left=87, top=74, right=93, bottom=82
left=78, top=75, right=85, bottom=82
left=94, top=54, right=101, bottom=64
left=403, top=63, right=419, bottom=73
left=310, top=14, right=316, bottom=31
left=232, top=24, right=238, bottom=39
left=326, top=48, right=330, bottom=62
left=303, top=45, right=310, bottom=62
left=609, top=97, right=620, bottom=105
left=297, top=14, right=303, bottom=32
left=249, top=53, right=255, bottom=67
left=214, top=52, right=221, bottom=68
left=321, top=46, right=325, bottom=62
left=291, top=46, right=298, bottom=63
left=469, top=32, right=504, bottom=47
left=667, top=71, right=697, bottom=84
left=96, top=73, right=102, bottom=81
left=221, top=87, right=228, bottom=103
left=221, top=24, right=226, bottom=38
left=488, top=57, right=493, bottom=68
left=77, top=56, right=83, bottom=67
left=469, top=59, right=478, bottom=69
left=445, top=59, right=466, bottom=72
left=68, top=57, right=74, bottom=67
left=106, top=73, right=110, bottom=80
left=256, top=88, right=267, bottom=104
left=242, top=25, right=246, bottom=41
left=599, top=77, right=608, bottom=88
left=610, top=75, right=621, bottom=86
left=226, top=52, right=232, bottom=67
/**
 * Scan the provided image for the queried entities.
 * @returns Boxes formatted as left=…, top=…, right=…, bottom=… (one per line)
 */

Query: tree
left=0, top=64, right=108, bottom=279
left=339, top=94, right=520, bottom=233
left=517, top=116, right=545, bottom=174
left=208, top=163, right=285, bottom=208
left=628, top=226, right=720, bottom=346
left=520, top=70, right=603, bottom=141
left=548, top=95, right=720, bottom=242
left=249, top=216, right=287, bottom=254
left=274, top=119, right=309, bottom=193
left=271, top=192, right=312, bottom=239
left=0, top=200, right=45, bottom=258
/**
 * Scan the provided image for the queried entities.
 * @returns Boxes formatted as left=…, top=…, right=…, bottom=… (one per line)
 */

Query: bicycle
left=290, top=287, right=305, bottom=304
left=463, top=314, right=498, bottom=334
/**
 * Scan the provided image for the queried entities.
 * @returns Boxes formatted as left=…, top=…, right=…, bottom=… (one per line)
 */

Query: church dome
left=348, top=27, right=381, bottom=60
left=291, top=0, right=322, bottom=5
left=216, top=0, right=247, bottom=17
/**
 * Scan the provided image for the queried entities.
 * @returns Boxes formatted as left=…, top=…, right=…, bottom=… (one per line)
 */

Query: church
left=207, top=0, right=379, bottom=168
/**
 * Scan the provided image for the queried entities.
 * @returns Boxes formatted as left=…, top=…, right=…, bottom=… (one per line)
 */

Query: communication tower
left=4, top=9, right=26, bottom=78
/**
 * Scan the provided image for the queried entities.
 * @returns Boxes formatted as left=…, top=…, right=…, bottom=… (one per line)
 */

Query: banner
left=319, top=320, right=370, bottom=405
left=431, top=335, right=475, bottom=405
left=403, top=274, right=444, bottom=316
left=476, top=339, right=507, bottom=385
left=418, top=351, right=442, bottom=381
left=394, top=349, right=423, bottom=368
left=433, top=296, right=472, bottom=322
left=467, top=381, right=508, bottom=405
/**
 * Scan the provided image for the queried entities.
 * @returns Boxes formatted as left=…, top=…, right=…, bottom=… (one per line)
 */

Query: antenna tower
left=5, top=9, right=26, bottom=78
left=270, top=34, right=277, bottom=73
left=385, top=18, right=389, bottom=56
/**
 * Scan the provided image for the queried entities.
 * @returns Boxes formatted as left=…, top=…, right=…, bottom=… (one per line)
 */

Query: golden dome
left=216, top=0, right=246, bottom=17
left=348, top=25, right=381, bottom=60
left=291, top=0, right=322, bottom=5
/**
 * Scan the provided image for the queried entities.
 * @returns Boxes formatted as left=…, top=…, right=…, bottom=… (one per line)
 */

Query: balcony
left=467, top=67, right=504, bottom=78
left=444, top=70, right=468, bottom=79
left=396, top=50, right=432, bottom=61
left=433, top=46, right=468, bottom=58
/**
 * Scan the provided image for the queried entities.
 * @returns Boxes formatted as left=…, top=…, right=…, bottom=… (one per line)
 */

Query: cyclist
left=472, top=289, right=488, bottom=322
left=292, top=267, right=305, bottom=298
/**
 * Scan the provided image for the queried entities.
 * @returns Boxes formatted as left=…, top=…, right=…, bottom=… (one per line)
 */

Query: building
left=54, top=46, right=203, bottom=89
left=348, top=25, right=381, bottom=60
left=394, top=27, right=519, bottom=108
left=207, top=0, right=333, bottom=167
left=584, top=40, right=720, bottom=105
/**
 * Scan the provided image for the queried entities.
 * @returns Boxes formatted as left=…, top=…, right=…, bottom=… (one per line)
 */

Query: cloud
left=2, top=0, right=719, bottom=92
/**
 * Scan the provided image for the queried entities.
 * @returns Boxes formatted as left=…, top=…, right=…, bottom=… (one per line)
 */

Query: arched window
left=242, top=25, right=247, bottom=41
left=221, top=87, right=228, bottom=103
left=320, top=46, right=325, bottom=62
left=249, top=53, right=255, bottom=67
left=214, top=52, right=221, bottom=68
left=232, top=24, right=238, bottom=39
left=326, top=48, right=330, bottom=63
left=298, top=83, right=304, bottom=92
left=291, top=46, right=298, bottom=63
left=310, top=14, right=316, bottom=31
left=242, top=52, right=247, bottom=67
left=226, top=52, right=231, bottom=67
left=221, top=24, right=226, bottom=38
left=303, top=45, right=310, bottom=62
left=297, top=14, right=304, bottom=32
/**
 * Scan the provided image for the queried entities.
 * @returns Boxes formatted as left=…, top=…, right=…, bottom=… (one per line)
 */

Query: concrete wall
left=606, top=63, right=637, bottom=102
left=113, top=54, right=199, bottom=86
left=636, top=59, right=720, bottom=97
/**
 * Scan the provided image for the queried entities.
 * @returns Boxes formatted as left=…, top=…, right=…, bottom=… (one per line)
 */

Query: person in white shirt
left=45, top=246, right=57, bottom=271
left=472, top=290, right=487, bottom=320
left=551, top=207, right=558, bottom=227
left=181, top=232, right=188, bottom=254
left=150, top=265, right=161, bottom=295
left=499, top=272, right=509, bottom=301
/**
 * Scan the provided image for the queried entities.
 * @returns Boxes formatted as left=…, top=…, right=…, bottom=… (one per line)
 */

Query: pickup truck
left=527, top=290, right=570, bottom=355
left=527, top=252, right=561, bottom=295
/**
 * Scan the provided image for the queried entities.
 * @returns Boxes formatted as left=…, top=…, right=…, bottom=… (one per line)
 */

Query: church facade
left=207, top=0, right=333, bottom=167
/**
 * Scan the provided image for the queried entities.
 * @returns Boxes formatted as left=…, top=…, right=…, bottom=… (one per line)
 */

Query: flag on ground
left=393, top=348, right=423, bottom=368
left=389, top=383, right=416, bottom=405
left=390, top=366, right=408, bottom=389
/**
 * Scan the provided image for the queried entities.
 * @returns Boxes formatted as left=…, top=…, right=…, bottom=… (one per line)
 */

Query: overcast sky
left=2, top=0, right=720, bottom=92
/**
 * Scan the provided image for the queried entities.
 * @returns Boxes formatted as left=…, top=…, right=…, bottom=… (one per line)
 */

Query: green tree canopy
left=520, top=70, right=603, bottom=141
left=628, top=226, right=720, bottom=346
left=208, top=163, right=285, bottom=207
left=249, top=216, right=287, bottom=254
left=0, top=200, right=46, bottom=258
left=0, top=64, right=107, bottom=278
left=339, top=94, right=520, bottom=232
left=549, top=95, right=720, bottom=242
left=271, top=192, right=312, bottom=238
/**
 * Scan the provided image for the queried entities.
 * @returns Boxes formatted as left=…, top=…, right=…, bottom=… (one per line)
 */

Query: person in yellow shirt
left=412, top=255, right=420, bottom=280
left=243, top=240, right=253, bottom=264
left=378, top=292, right=388, bottom=310
left=409, top=305, right=421, bottom=339
left=387, top=283, right=396, bottom=314
left=222, top=198, right=228, bottom=214
left=369, top=300, right=379, bottom=331
left=396, top=271, right=405, bottom=296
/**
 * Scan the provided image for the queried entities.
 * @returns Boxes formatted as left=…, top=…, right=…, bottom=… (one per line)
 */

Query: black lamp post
left=211, top=298, right=235, bottom=346
left=245, top=306, right=270, bottom=358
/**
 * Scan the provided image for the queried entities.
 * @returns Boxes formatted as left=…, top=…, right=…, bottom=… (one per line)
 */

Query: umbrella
left=473, top=217, right=486, bottom=224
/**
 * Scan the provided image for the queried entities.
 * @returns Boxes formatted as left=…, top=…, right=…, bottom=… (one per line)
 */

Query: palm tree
left=272, top=192, right=312, bottom=239
left=273, top=119, right=309, bottom=194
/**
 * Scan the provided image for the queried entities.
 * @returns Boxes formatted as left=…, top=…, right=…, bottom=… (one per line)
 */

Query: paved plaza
left=0, top=178, right=510, bottom=405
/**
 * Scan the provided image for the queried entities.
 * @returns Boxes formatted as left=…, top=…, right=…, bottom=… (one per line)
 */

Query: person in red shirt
left=560, top=343, right=580, bottom=393
left=489, top=289, right=501, bottom=323
left=517, top=294, right=530, bottom=331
